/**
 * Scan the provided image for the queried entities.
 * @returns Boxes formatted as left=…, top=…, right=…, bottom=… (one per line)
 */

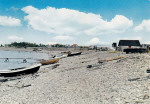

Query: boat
left=68, top=52, right=82, bottom=57
left=40, top=58, right=60, bottom=65
left=0, top=63, right=41, bottom=77
left=54, top=54, right=68, bottom=59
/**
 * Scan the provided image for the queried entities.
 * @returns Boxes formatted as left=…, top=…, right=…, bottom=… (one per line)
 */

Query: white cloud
left=0, top=16, right=21, bottom=26
left=134, top=20, right=150, bottom=32
left=8, top=35, right=23, bottom=40
left=87, top=37, right=107, bottom=45
left=143, top=41, right=150, bottom=44
left=117, top=36, right=142, bottom=41
left=89, top=38, right=101, bottom=45
left=53, top=35, right=73, bottom=41
left=0, top=41, right=3, bottom=44
left=22, top=6, right=133, bottom=36
left=11, top=6, right=19, bottom=11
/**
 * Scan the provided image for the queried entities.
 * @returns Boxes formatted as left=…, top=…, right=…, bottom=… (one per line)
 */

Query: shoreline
left=0, top=50, right=150, bottom=103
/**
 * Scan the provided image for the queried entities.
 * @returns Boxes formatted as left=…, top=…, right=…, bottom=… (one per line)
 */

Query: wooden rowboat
left=40, top=58, right=60, bottom=65
left=0, top=63, right=41, bottom=77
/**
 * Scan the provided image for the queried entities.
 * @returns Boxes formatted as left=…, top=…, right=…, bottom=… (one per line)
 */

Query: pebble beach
left=0, top=49, right=150, bottom=104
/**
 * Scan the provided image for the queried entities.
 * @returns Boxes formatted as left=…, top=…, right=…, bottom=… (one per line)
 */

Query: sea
left=0, top=50, right=51, bottom=70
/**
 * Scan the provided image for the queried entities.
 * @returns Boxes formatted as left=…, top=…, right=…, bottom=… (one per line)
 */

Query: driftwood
left=98, top=56, right=125, bottom=63
left=128, top=78, right=140, bottom=81
left=87, top=56, right=125, bottom=68
left=7, top=84, right=31, bottom=88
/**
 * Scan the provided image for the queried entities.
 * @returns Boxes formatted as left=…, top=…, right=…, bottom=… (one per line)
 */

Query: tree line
left=8, top=42, right=46, bottom=48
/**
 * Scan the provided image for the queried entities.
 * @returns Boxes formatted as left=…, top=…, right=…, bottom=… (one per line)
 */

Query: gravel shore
left=0, top=50, right=150, bottom=104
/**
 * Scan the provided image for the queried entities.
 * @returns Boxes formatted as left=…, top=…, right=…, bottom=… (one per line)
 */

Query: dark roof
left=118, top=40, right=141, bottom=46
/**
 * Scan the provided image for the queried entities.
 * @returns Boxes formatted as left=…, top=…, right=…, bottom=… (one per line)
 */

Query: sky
left=0, top=0, right=150, bottom=46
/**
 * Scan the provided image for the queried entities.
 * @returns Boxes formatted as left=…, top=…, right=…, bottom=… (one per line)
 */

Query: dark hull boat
left=68, top=52, right=82, bottom=57
left=0, top=64, right=41, bottom=77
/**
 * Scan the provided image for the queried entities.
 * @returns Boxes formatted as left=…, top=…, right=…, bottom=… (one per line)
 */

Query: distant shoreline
left=0, top=47, right=33, bottom=52
left=0, top=46, right=89, bottom=53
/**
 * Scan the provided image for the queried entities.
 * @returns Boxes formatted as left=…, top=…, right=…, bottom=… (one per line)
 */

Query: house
left=118, top=40, right=141, bottom=51
left=112, top=43, right=117, bottom=47
left=88, top=45, right=94, bottom=50
left=112, top=42, right=117, bottom=50
left=71, top=44, right=78, bottom=47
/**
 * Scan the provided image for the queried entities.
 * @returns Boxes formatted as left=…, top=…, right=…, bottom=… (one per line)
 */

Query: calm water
left=0, top=50, right=51, bottom=70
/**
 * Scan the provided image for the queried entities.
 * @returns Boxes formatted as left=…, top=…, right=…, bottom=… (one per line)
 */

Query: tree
left=8, top=42, right=46, bottom=48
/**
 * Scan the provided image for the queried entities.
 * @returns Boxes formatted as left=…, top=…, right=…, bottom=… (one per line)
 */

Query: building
left=118, top=40, right=141, bottom=51
left=112, top=42, right=117, bottom=50
left=112, top=43, right=117, bottom=47
left=88, top=45, right=94, bottom=50
left=71, top=44, right=78, bottom=47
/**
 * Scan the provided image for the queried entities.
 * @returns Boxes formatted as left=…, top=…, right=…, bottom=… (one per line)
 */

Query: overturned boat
left=40, top=58, right=60, bottom=65
left=0, top=63, right=41, bottom=77
left=68, top=52, right=82, bottom=57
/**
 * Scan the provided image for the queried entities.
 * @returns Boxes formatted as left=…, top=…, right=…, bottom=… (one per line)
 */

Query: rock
left=147, top=86, right=150, bottom=90
left=146, top=69, right=150, bottom=73
left=143, top=95, right=149, bottom=100
left=0, top=78, right=8, bottom=82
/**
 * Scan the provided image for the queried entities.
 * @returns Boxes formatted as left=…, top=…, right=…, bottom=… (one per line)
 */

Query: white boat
left=54, top=54, right=68, bottom=59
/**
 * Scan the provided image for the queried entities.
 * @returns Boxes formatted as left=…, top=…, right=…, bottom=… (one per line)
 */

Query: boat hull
left=54, top=54, right=68, bottom=59
left=68, top=52, right=82, bottom=57
left=0, top=64, right=41, bottom=77
left=40, top=58, right=60, bottom=65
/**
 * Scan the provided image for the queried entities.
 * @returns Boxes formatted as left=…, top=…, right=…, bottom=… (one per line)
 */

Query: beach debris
left=7, top=83, right=31, bottom=88
left=52, top=64, right=60, bottom=69
left=97, top=56, right=125, bottom=63
left=146, top=69, right=150, bottom=73
left=128, top=77, right=140, bottom=81
left=4, top=58, right=9, bottom=62
left=20, top=84, right=31, bottom=88
left=146, top=75, right=150, bottom=79
left=87, top=63, right=104, bottom=68
left=86, top=65, right=92, bottom=68
left=87, top=56, right=125, bottom=68
left=116, top=57, right=127, bottom=63
left=23, top=59, right=27, bottom=63
left=9, top=77, right=21, bottom=81
left=52, top=55, right=56, bottom=58
left=143, top=95, right=149, bottom=100
left=0, top=78, right=8, bottom=82
left=135, top=100, right=144, bottom=104
left=104, top=56, right=125, bottom=62
left=147, top=86, right=150, bottom=90
left=60, top=65, right=85, bottom=72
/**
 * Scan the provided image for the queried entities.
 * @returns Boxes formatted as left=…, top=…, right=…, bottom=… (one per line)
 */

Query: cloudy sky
left=0, top=0, right=150, bottom=46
